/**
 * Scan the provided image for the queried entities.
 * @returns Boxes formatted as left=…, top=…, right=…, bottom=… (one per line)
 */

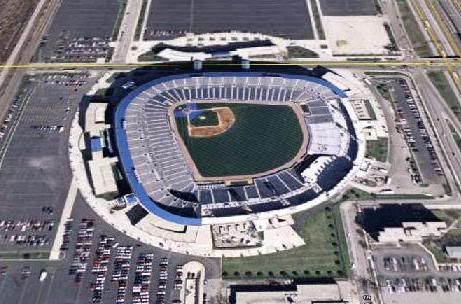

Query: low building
left=88, top=157, right=118, bottom=200
left=356, top=204, right=446, bottom=243
left=232, top=281, right=355, bottom=304
left=446, top=246, right=461, bottom=259
left=85, top=103, right=109, bottom=137
left=84, top=102, right=119, bottom=199
left=377, top=222, right=447, bottom=243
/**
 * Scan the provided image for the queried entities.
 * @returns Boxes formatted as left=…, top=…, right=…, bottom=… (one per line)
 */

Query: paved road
left=0, top=0, right=62, bottom=126
left=0, top=0, right=48, bottom=86
left=112, top=0, right=143, bottom=63
left=341, top=202, right=380, bottom=304
left=412, top=70, right=461, bottom=196
left=4, top=57, right=461, bottom=69
left=381, top=0, right=417, bottom=57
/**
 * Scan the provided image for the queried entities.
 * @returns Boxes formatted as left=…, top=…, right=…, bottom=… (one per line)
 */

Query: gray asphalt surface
left=319, top=0, right=377, bottom=16
left=0, top=194, right=221, bottom=304
left=0, top=73, right=95, bottom=253
left=144, top=0, right=314, bottom=40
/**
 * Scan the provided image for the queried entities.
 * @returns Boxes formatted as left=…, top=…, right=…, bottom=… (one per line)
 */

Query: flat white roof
left=85, top=103, right=108, bottom=136
left=446, top=246, right=461, bottom=258
left=236, top=283, right=349, bottom=304
left=88, top=157, right=118, bottom=196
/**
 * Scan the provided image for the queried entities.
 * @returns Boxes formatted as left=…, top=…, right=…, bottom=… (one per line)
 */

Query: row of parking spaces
left=90, top=235, right=115, bottom=304
left=36, top=0, right=125, bottom=63
left=0, top=217, right=55, bottom=247
left=383, top=255, right=429, bottom=273
left=0, top=192, right=220, bottom=304
left=112, top=246, right=134, bottom=304
left=60, top=218, right=73, bottom=251
left=144, top=0, right=314, bottom=40
left=319, top=0, right=377, bottom=16
left=438, top=264, right=461, bottom=272
left=384, top=78, right=444, bottom=184
left=69, top=219, right=95, bottom=282
left=0, top=219, right=55, bottom=232
left=0, top=88, right=31, bottom=143
left=380, top=276, right=461, bottom=293
left=132, top=253, right=154, bottom=304
left=156, top=257, right=170, bottom=304
left=0, top=234, right=51, bottom=247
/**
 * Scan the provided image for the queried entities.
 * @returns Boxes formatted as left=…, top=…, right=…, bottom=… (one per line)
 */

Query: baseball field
left=174, top=103, right=305, bottom=178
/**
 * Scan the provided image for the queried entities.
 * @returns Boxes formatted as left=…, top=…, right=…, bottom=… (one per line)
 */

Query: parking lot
left=0, top=194, right=221, bottom=304
left=144, top=0, right=314, bottom=40
left=0, top=73, right=95, bottom=254
left=376, top=78, right=444, bottom=185
left=319, top=0, right=377, bottom=16
left=372, top=244, right=461, bottom=303
left=0, top=71, right=220, bottom=304
left=36, top=0, right=125, bottom=62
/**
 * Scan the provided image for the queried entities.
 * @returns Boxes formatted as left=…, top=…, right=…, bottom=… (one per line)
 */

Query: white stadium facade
left=110, top=63, right=364, bottom=226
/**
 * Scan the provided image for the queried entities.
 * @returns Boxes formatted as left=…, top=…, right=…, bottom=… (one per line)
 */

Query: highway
left=2, top=57, right=461, bottom=70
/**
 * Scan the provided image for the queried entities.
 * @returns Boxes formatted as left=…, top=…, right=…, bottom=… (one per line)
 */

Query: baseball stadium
left=112, top=65, right=361, bottom=226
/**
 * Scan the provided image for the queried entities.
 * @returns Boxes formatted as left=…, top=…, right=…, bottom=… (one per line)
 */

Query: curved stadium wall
left=113, top=71, right=356, bottom=226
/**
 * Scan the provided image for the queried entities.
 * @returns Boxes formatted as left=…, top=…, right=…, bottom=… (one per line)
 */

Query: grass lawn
left=340, top=188, right=433, bottom=201
left=138, top=51, right=167, bottom=62
left=366, top=138, right=388, bottom=162
left=423, top=239, right=450, bottom=263
left=428, top=71, right=461, bottom=121
left=287, top=46, right=319, bottom=58
left=222, top=206, right=349, bottom=279
left=432, top=209, right=461, bottom=227
left=175, top=103, right=304, bottom=177
left=448, top=122, right=461, bottom=153
left=423, top=229, right=461, bottom=263
left=396, top=0, right=433, bottom=57
left=375, top=83, right=393, bottom=101
left=0, top=250, right=50, bottom=260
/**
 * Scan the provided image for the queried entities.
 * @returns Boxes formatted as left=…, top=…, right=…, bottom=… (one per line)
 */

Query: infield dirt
left=189, top=107, right=235, bottom=138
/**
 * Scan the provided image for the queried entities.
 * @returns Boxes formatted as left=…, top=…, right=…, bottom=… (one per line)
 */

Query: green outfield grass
left=175, top=103, right=304, bottom=177
left=222, top=206, right=350, bottom=279
left=189, top=110, right=219, bottom=127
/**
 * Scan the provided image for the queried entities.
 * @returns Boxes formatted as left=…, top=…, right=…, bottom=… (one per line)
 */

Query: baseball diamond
left=187, top=106, right=235, bottom=137
left=173, top=102, right=307, bottom=180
